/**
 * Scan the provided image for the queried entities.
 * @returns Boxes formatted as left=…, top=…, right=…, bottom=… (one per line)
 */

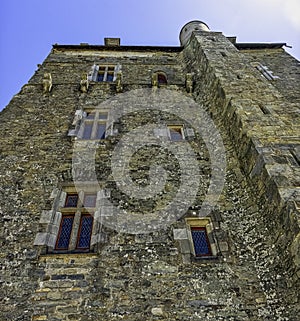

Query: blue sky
left=0, top=0, right=299, bottom=111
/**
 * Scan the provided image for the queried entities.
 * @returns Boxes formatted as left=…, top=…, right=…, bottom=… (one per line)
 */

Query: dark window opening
left=158, top=73, right=167, bottom=85
left=191, top=227, right=212, bottom=256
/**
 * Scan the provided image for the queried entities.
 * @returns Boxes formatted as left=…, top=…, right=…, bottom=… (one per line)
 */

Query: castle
left=0, top=20, right=299, bottom=320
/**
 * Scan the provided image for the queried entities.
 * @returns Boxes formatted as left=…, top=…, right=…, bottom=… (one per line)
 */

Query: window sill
left=191, top=255, right=220, bottom=262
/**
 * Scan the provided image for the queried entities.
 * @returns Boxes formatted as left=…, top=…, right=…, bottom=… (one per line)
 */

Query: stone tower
left=0, top=20, right=299, bottom=321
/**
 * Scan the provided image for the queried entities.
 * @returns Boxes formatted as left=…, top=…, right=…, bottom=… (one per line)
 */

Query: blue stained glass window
left=56, top=215, right=74, bottom=250
left=76, top=215, right=93, bottom=249
left=191, top=227, right=211, bottom=256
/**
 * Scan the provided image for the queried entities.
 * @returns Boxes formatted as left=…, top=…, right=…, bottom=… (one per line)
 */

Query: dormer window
left=88, top=64, right=121, bottom=82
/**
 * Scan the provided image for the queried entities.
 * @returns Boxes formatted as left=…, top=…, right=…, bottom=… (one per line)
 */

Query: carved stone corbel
left=116, top=70, right=123, bottom=93
left=152, top=73, right=158, bottom=88
left=42, top=73, right=52, bottom=93
left=72, top=109, right=85, bottom=126
left=80, top=73, right=89, bottom=93
left=186, top=73, right=193, bottom=93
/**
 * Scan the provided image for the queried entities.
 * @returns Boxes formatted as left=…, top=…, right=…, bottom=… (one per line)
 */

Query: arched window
left=157, top=72, right=168, bottom=85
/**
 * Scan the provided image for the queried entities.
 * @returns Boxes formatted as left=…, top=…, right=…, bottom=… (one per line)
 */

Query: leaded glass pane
left=77, top=215, right=93, bottom=249
left=65, top=194, right=78, bottom=207
left=191, top=227, right=211, bottom=256
left=56, top=216, right=74, bottom=250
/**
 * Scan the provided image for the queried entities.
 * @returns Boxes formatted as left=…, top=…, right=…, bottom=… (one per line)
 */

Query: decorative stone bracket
left=42, top=72, right=52, bottom=93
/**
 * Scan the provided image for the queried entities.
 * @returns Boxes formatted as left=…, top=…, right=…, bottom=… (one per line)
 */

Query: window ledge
left=191, top=255, right=220, bottom=262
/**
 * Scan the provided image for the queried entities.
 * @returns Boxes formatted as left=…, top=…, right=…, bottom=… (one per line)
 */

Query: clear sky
left=0, top=0, right=299, bottom=111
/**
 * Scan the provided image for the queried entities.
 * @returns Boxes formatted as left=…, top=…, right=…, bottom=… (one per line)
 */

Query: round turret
left=179, top=20, right=210, bottom=46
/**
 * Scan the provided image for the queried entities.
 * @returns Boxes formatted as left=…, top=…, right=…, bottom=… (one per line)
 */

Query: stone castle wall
left=0, top=30, right=299, bottom=321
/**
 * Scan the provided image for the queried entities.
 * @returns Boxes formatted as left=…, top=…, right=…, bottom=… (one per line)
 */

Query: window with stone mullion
left=82, top=111, right=108, bottom=140
left=55, top=191, right=96, bottom=252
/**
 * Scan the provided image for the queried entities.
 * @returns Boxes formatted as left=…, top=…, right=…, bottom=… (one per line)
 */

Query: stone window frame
left=153, top=123, right=195, bottom=141
left=157, top=71, right=168, bottom=85
left=185, top=217, right=217, bottom=259
left=34, top=185, right=109, bottom=255
left=52, top=187, right=96, bottom=253
left=88, top=63, right=122, bottom=82
left=167, top=125, right=185, bottom=141
left=68, top=107, right=117, bottom=140
left=252, top=62, right=279, bottom=81
left=78, top=110, right=109, bottom=140
left=173, top=217, right=219, bottom=263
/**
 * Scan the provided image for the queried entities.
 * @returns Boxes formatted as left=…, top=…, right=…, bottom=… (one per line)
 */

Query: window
left=55, top=215, right=75, bottom=250
left=54, top=191, right=96, bottom=252
left=65, top=194, right=78, bottom=207
left=152, top=71, right=168, bottom=87
left=88, top=64, right=121, bottom=82
left=186, top=217, right=216, bottom=258
left=168, top=125, right=184, bottom=141
left=255, top=63, right=279, bottom=80
left=81, top=111, right=108, bottom=140
left=157, top=73, right=167, bottom=85
left=97, top=66, right=115, bottom=82
left=191, top=227, right=212, bottom=257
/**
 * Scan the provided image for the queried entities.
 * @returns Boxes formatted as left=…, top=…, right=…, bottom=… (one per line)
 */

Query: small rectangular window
left=76, top=215, right=93, bottom=249
left=55, top=215, right=75, bottom=250
left=65, top=194, right=78, bottom=207
left=255, top=64, right=279, bottom=80
left=191, top=227, right=212, bottom=257
left=168, top=125, right=184, bottom=141
left=88, top=64, right=121, bottom=82
left=83, top=194, right=97, bottom=208
left=99, top=112, right=108, bottom=120
left=80, top=111, right=108, bottom=140
left=98, top=66, right=115, bottom=82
